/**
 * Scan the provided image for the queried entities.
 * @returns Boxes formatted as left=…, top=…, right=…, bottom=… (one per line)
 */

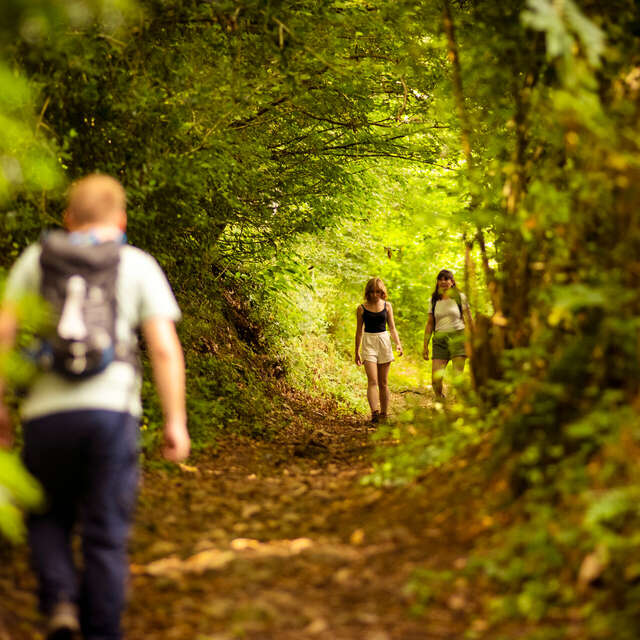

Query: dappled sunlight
left=388, top=355, right=428, bottom=392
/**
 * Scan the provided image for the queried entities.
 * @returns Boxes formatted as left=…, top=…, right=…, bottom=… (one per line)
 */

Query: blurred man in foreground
left=0, top=174, right=190, bottom=640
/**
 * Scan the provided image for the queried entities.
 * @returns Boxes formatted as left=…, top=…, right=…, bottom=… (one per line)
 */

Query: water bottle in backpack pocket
left=33, top=230, right=122, bottom=378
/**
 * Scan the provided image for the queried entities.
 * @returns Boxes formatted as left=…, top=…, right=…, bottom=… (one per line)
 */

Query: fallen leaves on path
left=1, top=389, right=498, bottom=640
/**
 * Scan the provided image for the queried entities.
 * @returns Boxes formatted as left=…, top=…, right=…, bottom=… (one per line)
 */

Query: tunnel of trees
left=2, top=1, right=640, bottom=638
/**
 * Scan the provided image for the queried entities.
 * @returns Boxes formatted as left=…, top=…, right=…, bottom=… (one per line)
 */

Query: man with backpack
left=0, top=174, right=190, bottom=640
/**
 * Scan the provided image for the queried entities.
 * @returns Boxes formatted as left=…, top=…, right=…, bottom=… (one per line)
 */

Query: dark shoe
left=379, top=413, right=388, bottom=423
left=47, top=602, right=80, bottom=640
left=370, top=410, right=380, bottom=424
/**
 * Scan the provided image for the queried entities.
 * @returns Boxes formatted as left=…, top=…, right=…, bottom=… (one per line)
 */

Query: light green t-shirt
left=4, top=242, right=181, bottom=420
left=433, top=293, right=469, bottom=333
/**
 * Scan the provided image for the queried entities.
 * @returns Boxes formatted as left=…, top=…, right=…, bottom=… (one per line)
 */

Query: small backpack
left=431, top=288, right=463, bottom=331
left=36, top=230, right=123, bottom=378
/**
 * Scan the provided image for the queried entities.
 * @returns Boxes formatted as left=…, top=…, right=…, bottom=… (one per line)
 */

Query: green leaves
left=584, top=487, right=640, bottom=537
left=0, top=0, right=141, bottom=205
left=522, top=0, right=605, bottom=68
left=0, top=451, right=43, bottom=543
left=546, top=284, right=606, bottom=327
left=0, top=63, right=62, bottom=203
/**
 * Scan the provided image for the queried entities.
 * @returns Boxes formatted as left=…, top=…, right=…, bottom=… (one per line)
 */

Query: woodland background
left=2, top=1, right=640, bottom=638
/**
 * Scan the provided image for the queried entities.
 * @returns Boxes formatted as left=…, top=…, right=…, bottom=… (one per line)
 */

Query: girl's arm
left=423, top=314, right=434, bottom=360
left=386, top=302, right=403, bottom=356
left=355, top=305, right=364, bottom=365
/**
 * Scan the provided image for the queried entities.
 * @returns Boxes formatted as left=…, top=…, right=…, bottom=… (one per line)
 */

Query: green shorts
left=432, top=330, right=466, bottom=361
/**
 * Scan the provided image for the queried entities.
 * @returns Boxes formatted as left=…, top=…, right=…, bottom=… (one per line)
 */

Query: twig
left=272, top=17, right=345, bottom=75
left=396, top=76, right=408, bottom=122
left=35, top=97, right=50, bottom=134
left=97, top=33, right=127, bottom=48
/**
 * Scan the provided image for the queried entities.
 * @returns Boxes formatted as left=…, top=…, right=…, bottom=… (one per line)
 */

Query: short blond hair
left=364, top=277, right=388, bottom=302
left=66, top=174, right=126, bottom=225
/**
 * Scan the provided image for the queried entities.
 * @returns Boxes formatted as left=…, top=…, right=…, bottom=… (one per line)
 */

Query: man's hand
left=422, top=347, right=429, bottom=361
left=0, top=404, right=13, bottom=449
left=143, top=317, right=188, bottom=463
left=355, top=353, right=362, bottom=366
left=162, top=417, right=190, bottom=462
left=396, top=345, right=404, bottom=357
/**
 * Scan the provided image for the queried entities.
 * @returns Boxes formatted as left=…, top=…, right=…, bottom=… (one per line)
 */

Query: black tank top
left=362, top=302, right=387, bottom=333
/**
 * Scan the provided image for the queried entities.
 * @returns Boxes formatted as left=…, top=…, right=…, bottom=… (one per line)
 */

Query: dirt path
left=1, top=389, right=494, bottom=640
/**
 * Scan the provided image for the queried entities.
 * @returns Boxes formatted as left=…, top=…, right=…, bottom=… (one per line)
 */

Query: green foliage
left=338, top=2, right=640, bottom=638
left=0, top=450, right=43, bottom=543
left=0, top=0, right=139, bottom=206
left=405, top=568, right=455, bottom=615
left=0, top=0, right=461, bottom=428
left=1, top=1, right=640, bottom=636
left=2, top=0, right=442, bottom=273
left=0, top=60, right=60, bottom=202
left=522, top=0, right=605, bottom=70
left=242, top=159, right=491, bottom=408
left=363, top=397, right=485, bottom=487
left=0, top=283, right=48, bottom=544
left=138, top=289, right=285, bottom=456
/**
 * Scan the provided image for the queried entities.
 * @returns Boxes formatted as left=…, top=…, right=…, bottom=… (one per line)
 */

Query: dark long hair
left=430, top=269, right=461, bottom=306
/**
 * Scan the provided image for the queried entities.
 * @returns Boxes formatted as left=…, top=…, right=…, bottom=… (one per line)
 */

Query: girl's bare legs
left=363, top=361, right=380, bottom=415
left=450, top=356, right=466, bottom=396
left=432, top=359, right=448, bottom=398
left=451, top=357, right=466, bottom=375
left=377, top=362, right=391, bottom=417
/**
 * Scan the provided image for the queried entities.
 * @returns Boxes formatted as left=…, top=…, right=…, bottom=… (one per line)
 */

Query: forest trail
left=1, top=386, right=497, bottom=640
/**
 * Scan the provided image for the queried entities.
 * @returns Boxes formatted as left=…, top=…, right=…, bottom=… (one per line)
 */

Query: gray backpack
left=37, top=231, right=123, bottom=377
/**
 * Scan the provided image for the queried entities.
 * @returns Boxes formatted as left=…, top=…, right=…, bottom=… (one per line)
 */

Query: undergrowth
left=140, top=288, right=290, bottom=455
left=386, top=338, right=640, bottom=640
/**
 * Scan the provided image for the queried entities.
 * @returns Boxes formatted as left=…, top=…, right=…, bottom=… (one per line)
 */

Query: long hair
left=364, top=277, right=388, bottom=302
left=431, top=269, right=459, bottom=306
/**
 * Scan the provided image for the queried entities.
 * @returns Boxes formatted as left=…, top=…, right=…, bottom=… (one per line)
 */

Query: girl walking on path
left=355, top=278, right=403, bottom=423
left=422, top=269, right=473, bottom=399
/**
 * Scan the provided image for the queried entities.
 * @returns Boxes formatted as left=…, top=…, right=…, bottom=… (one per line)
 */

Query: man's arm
left=0, top=306, right=18, bottom=448
left=142, top=317, right=190, bottom=462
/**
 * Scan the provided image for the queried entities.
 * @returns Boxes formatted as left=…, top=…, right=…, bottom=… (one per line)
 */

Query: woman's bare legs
left=363, top=361, right=380, bottom=415
left=432, top=357, right=465, bottom=398
left=451, top=356, right=466, bottom=376
left=377, top=362, right=391, bottom=417
left=432, top=359, right=448, bottom=398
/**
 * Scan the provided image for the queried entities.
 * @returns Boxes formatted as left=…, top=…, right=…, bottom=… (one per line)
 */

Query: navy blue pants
left=23, top=410, right=139, bottom=640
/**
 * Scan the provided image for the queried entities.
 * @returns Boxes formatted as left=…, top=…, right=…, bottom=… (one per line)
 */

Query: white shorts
left=361, top=331, right=394, bottom=364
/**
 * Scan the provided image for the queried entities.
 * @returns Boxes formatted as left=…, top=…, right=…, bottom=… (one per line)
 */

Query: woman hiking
left=355, top=277, right=403, bottom=424
left=422, top=269, right=473, bottom=399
